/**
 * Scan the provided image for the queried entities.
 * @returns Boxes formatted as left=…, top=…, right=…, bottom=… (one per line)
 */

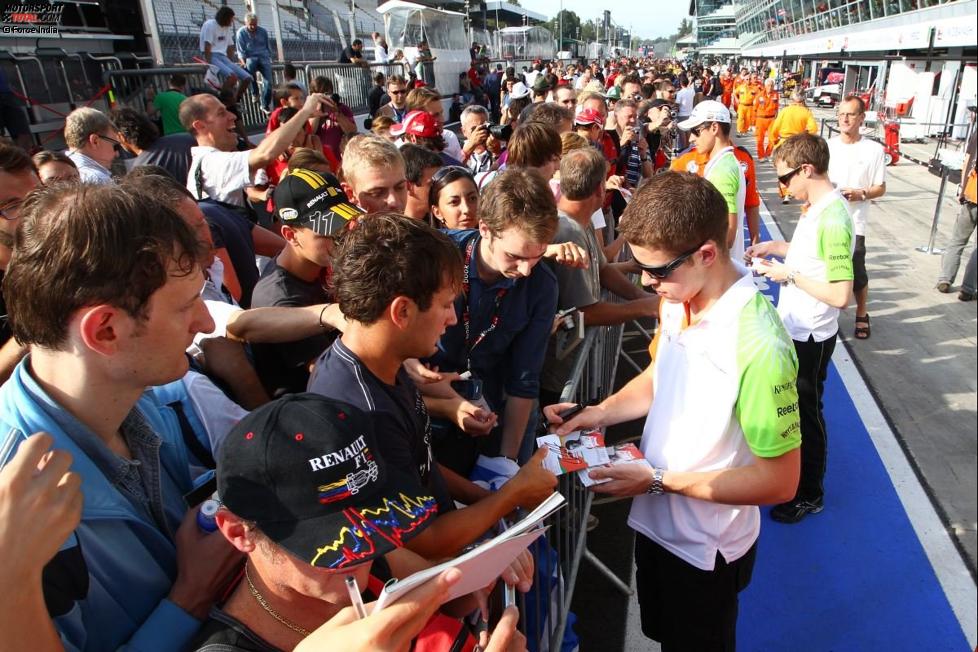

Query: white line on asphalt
left=758, top=200, right=978, bottom=648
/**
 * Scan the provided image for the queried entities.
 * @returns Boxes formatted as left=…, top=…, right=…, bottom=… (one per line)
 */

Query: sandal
left=854, top=314, right=871, bottom=340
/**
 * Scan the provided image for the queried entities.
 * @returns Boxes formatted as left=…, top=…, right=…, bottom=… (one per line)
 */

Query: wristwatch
left=646, top=467, right=664, bottom=495
left=785, top=270, right=798, bottom=286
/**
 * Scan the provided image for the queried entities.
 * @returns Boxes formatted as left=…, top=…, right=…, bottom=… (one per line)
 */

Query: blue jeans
left=245, top=56, right=273, bottom=109
left=208, top=52, right=253, bottom=84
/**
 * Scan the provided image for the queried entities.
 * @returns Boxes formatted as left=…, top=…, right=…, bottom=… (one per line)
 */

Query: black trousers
left=792, top=333, right=837, bottom=502
left=635, top=534, right=757, bottom=651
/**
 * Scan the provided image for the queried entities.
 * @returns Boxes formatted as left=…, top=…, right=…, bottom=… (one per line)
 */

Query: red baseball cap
left=390, top=110, right=440, bottom=138
left=574, top=107, right=603, bottom=126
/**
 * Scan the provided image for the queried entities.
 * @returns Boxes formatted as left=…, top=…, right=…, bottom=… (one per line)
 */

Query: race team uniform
left=629, top=272, right=801, bottom=647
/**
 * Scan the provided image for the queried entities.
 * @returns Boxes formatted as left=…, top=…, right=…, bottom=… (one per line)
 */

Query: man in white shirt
left=679, top=101, right=747, bottom=262
left=180, top=92, right=329, bottom=206
left=827, top=95, right=886, bottom=340
left=748, top=133, right=854, bottom=525
left=372, top=31, right=389, bottom=63
left=64, top=107, right=119, bottom=184
left=545, top=171, right=801, bottom=650
left=200, top=6, right=251, bottom=102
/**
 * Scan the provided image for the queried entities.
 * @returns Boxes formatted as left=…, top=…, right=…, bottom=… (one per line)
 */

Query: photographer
left=308, top=76, right=358, bottom=163
left=459, top=105, right=494, bottom=173
left=638, top=98, right=675, bottom=169
left=608, top=99, right=653, bottom=189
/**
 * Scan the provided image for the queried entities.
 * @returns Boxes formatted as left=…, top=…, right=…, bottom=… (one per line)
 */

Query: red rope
left=10, top=84, right=113, bottom=146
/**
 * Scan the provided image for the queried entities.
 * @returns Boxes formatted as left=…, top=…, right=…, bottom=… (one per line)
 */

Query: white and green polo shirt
left=628, top=271, right=801, bottom=571
left=704, top=146, right=747, bottom=263
left=777, top=190, right=855, bottom=343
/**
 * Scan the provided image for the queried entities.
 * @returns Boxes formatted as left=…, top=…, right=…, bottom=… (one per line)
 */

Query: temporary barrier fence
left=521, top=223, right=653, bottom=649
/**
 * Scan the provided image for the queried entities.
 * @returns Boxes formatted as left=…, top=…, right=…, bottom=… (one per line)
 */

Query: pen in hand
left=345, top=575, right=368, bottom=620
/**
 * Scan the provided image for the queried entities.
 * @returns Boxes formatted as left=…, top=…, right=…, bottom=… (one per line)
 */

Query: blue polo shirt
left=427, top=230, right=558, bottom=411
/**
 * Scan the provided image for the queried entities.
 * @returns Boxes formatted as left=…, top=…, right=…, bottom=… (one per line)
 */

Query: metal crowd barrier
left=104, top=60, right=465, bottom=135
left=301, top=62, right=405, bottom=116
left=521, top=257, right=651, bottom=649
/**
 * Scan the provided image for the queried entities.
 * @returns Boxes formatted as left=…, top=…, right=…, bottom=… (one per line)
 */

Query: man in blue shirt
left=426, top=167, right=559, bottom=475
left=0, top=183, right=242, bottom=651
left=236, top=13, right=274, bottom=112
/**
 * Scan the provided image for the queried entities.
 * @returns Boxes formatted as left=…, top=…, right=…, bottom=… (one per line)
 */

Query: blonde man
left=340, top=134, right=408, bottom=213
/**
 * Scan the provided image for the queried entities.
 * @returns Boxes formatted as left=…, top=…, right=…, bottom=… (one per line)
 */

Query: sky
left=521, top=0, right=690, bottom=41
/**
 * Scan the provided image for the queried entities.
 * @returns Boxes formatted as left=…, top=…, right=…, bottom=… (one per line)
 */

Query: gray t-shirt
left=541, top=212, right=605, bottom=393
left=552, top=212, right=604, bottom=311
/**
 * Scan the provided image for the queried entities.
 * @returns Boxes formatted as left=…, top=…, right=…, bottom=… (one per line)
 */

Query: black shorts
left=852, top=235, right=868, bottom=292
left=634, top=533, right=757, bottom=652
left=0, top=92, right=30, bottom=139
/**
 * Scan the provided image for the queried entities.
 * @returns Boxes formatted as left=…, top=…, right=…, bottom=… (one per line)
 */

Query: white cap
left=509, top=82, right=530, bottom=100
left=677, top=100, right=731, bottom=130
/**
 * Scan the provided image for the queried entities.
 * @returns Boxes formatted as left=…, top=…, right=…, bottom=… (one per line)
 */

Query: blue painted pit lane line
left=735, top=204, right=975, bottom=650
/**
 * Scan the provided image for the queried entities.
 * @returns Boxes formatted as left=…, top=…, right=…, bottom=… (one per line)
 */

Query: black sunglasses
left=634, top=242, right=705, bottom=280
left=777, top=166, right=803, bottom=186
left=431, top=165, right=473, bottom=185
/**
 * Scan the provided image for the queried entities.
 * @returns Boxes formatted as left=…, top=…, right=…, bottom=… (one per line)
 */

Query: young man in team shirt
left=677, top=100, right=748, bottom=261
left=747, top=132, right=855, bottom=524
left=544, top=171, right=801, bottom=650
left=671, top=125, right=763, bottom=246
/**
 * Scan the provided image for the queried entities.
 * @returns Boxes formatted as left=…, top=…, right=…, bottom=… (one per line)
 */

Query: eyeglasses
left=390, top=89, right=406, bottom=95
left=837, top=111, right=861, bottom=119
left=690, top=123, right=712, bottom=137
left=634, top=242, right=705, bottom=280
left=99, top=134, right=123, bottom=149
left=777, top=166, right=803, bottom=186
left=0, top=198, right=24, bottom=221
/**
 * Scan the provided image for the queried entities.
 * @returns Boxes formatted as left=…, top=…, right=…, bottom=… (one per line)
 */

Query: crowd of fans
left=1, top=12, right=974, bottom=649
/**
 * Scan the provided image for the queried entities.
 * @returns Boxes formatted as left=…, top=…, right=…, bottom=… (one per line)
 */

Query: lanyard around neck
left=461, top=237, right=508, bottom=371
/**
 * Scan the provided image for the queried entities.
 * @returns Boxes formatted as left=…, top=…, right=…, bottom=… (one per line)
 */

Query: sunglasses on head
left=634, top=242, right=705, bottom=280
left=430, top=165, right=473, bottom=184
left=777, top=165, right=803, bottom=186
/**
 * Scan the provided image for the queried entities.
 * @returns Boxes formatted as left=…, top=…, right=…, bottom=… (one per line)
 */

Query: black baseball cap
left=273, top=168, right=364, bottom=237
left=218, top=393, right=438, bottom=570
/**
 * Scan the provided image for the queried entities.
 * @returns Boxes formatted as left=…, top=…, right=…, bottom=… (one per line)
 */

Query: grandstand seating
left=153, top=0, right=362, bottom=64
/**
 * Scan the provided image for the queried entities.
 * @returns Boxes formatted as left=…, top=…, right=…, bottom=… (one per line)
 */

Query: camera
left=668, top=108, right=678, bottom=119
left=486, top=123, right=513, bottom=141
